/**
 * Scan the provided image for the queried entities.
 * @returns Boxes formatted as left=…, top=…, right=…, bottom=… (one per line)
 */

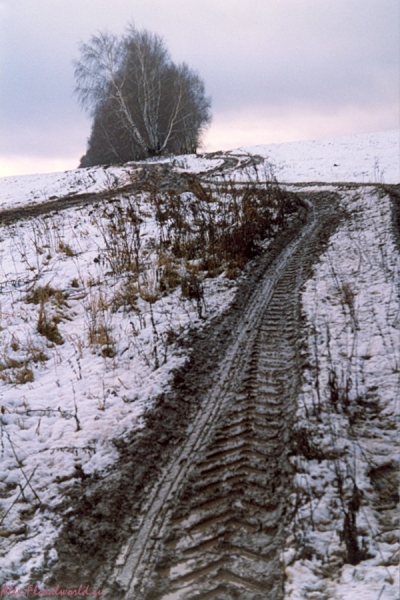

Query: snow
left=285, top=187, right=399, bottom=599
left=0, top=165, right=135, bottom=212
left=0, top=188, right=241, bottom=582
left=0, top=129, right=398, bottom=593
left=243, top=129, right=399, bottom=184
left=0, top=130, right=397, bottom=213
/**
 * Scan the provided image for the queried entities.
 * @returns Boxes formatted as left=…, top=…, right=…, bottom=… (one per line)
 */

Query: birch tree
left=74, top=25, right=211, bottom=166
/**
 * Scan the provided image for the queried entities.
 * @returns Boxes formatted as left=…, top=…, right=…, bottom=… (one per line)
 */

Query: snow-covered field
left=0, top=129, right=398, bottom=595
left=0, top=157, right=224, bottom=213
left=243, top=129, right=399, bottom=185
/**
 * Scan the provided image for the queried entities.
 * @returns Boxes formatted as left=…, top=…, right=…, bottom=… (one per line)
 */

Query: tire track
left=147, top=278, right=300, bottom=599
left=110, top=194, right=338, bottom=599
left=0, top=153, right=261, bottom=225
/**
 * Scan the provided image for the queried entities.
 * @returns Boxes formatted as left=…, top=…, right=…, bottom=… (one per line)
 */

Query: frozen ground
left=284, top=186, right=399, bottom=600
left=0, top=130, right=398, bottom=596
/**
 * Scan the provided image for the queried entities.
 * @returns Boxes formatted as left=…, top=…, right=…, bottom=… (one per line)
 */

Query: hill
left=0, top=130, right=398, bottom=599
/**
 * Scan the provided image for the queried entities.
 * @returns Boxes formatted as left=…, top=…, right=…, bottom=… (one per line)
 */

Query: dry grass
left=158, top=254, right=181, bottom=293
left=97, top=198, right=143, bottom=276
left=0, top=356, right=35, bottom=385
left=340, top=281, right=356, bottom=310
left=0, top=356, right=25, bottom=371
left=88, top=322, right=116, bottom=358
left=181, top=272, right=203, bottom=301
left=57, top=240, right=75, bottom=257
left=147, top=173, right=300, bottom=283
left=139, top=287, right=160, bottom=305
left=26, top=284, right=67, bottom=308
left=85, top=291, right=116, bottom=356
left=14, top=366, right=34, bottom=385
left=93, top=174, right=300, bottom=333
left=37, top=305, right=64, bottom=345
left=10, top=335, right=20, bottom=352
left=111, top=281, right=139, bottom=313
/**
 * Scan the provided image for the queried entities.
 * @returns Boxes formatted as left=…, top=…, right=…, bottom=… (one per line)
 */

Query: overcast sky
left=0, top=0, right=399, bottom=176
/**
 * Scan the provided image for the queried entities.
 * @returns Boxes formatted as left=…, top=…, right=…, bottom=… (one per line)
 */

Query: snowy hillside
left=0, top=130, right=398, bottom=213
left=243, top=129, right=399, bottom=184
left=0, top=130, right=398, bottom=598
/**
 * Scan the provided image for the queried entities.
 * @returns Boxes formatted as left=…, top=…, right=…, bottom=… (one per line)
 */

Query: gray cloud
left=0, top=0, right=398, bottom=173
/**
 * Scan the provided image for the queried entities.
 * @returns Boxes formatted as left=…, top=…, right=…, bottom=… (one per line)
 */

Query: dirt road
left=99, top=190, right=341, bottom=599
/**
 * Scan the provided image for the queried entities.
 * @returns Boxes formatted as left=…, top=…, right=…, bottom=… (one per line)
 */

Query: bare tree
left=74, top=25, right=211, bottom=166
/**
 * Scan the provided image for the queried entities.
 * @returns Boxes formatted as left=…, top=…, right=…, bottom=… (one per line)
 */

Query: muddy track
left=41, top=189, right=343, bottom=596
left=0, top=153, right=263, bottom=226
left=102, top=192, right=339, bottom=600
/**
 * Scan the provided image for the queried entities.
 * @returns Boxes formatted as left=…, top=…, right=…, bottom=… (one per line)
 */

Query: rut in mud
left=104, top=192, right=341, bottom=600
left=134, top=251, right=304, bottom=599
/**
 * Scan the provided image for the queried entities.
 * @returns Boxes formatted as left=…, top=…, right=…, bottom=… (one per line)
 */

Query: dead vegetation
left=287, top=191, right=399, bottom=592
left=37, top=305, right=64, bottom=346
left=97, top=170, right=305, bottom=315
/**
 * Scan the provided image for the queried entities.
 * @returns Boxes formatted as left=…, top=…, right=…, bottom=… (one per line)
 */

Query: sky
left=0, top=0, right=399, bottom=177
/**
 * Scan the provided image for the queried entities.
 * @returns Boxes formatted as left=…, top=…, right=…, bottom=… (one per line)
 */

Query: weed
left=112, top=281, right=139, bottom=313
left=139, top=272, right=160, bottom=304
left=139, top=288, right=160, bottom=304
left=26, top=284, right=67, bottom=308
left=181, top=272, right=205, bottom=318
left=101, top=345, right=116, bottom=358
left=158, top=258, right=181, bottom=293
left=10, top=335, right=20, bottom=352
left=29, top=348, right=49, bottom=363
left=340, top=282, right=355, bottom=310
left=181, top=272, right=203, bottom=302
left=0, top=356, right=24, bottom=371
left=96, top=198, right=143, bottom=275
left=57, top=240, right=75, bottom=257
left=147, top=172, right=300, bottom=284
left=15, top=366, right=34, bottom=385
left=88, top=322, right=113, bottom=348
left=225, top=264, right=241, bottom=280
left=85, top=291, right=115, bottom=356
left=37, top=305, right=64, bottom=345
